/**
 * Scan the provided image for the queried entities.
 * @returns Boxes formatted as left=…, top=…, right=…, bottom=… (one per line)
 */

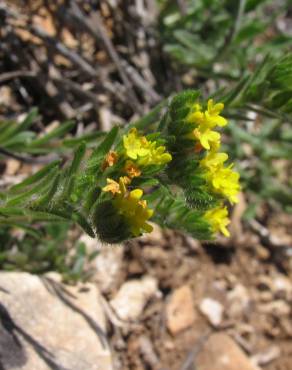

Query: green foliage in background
left=158, top=0, right=292, bottom=217
left=159, top=0, right=291, bottom=76
left=0, top=222, right=98, bottom=282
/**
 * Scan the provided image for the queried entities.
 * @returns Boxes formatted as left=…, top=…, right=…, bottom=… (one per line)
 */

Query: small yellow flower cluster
left=186, top=99, right=240, bottom=237
left=200, top=150, right=240, bottom=204
left=102, top=177, right=153, bottom=236
left=123, top=128, right=172, bottom=167
left=186, top=99, right=227, bottom=150
left=99, top=128, right=172, bottom=238
left=204, top=206, right=230, bottom=237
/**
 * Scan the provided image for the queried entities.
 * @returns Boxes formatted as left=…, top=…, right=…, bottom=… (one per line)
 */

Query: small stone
left=255, top=245, right=270, bottom=260
left=110, top=276, right=158, bottom=321
left=227, top=284, right=250, bottom=318
left=199, top=298, right=224, bottom=327
left=258, top=300, right=290, bottom=316
left=6, top=159, right=21, bottom=176
left=196, top=333, right=259, bottom=370
left=273, top=276, right=292, bottom=300
left=166, top=285, right=195, bottom=335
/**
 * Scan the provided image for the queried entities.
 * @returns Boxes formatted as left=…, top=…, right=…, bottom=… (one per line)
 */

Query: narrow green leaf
left=68, top=142, right=86, bottom=178
left=10, top=160, right=61, bottom=193
left=28, top=121, right=75, bottom=147
left=7, top=168, right=59, bottom=206
left=16, top=108, right=38, bottom=132
left=89, top=126, right=119, bottom=161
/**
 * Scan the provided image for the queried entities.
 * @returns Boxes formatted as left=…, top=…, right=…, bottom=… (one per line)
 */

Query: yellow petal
left=130, top=189, right=143, bottom=200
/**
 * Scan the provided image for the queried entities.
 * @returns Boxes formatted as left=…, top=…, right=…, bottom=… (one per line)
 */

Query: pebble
left=227, top=284, right=250, bottom=318
left=110, top=276, right=158, bottom=321
left=166, top=285, right=195, bottom=335
left=199, top=297, right=224, bottom=327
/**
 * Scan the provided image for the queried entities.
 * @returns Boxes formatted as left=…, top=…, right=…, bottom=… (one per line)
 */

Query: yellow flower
left=200, top=151, right=228, bottom=172
left=188, top=127, right=221, bottom=150
left=114, top=189, right=154, bottom=236
left=102, top=176, right=154, bottom=236
left=138, top=143, right=172, bottom=166
left=186, top=99, right=227, bottom=150
left=210, top=166, right=240, bottom=204
left=205, top=99, right=227, bottom=127
left=187, top=103, right=204, bottom=124
left=123, top=128, right=172, bottom=166
left=204, top=206, right=230, bottom=237
left=123, top=128, right=150, bottom=160
left=200, top=151, right=240, bottom=204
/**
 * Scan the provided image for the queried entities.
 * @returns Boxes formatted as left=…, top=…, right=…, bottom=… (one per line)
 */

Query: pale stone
left=166, top=285, right=195, bottom=335
left=199, top=298, right=224, bottom=326
left=273, top=276, right=292, bottom=300
left=110, top=276, right=158, bottom=321
left=77, top=234, right=124, bottom=294
left=94, top=244, right=124, bottom=293
left=0, top=272, right=112, bottom=370
left=227, top=284, right=250, bottom=318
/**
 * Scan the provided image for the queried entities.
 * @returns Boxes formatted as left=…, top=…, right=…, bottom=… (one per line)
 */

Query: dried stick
left=67, top=1, right=144, bottom=113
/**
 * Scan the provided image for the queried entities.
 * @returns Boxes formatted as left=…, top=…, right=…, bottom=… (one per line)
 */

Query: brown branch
left=0, top=70, right=37, bottom=84
left=67, top=1, right=144, bottom=113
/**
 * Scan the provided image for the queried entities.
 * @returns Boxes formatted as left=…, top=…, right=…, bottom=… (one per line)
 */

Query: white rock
left=78, top=233, right=101, bottom=251
left=199, top=297, right=224, bottom=326
left=94, top=244, right=124, bottom=293
left=77, top=234, right=124, bottom=294
left=0, top=272, right=113, bottom=370
left=273, top=276, right=292, bottom=299
left=110, top=276, right=158, bottom=321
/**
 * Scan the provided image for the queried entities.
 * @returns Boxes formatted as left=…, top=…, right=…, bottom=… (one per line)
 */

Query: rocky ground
left=0, top=1, right=292, bottom=369
left=1, top=203, right=291, bottom=370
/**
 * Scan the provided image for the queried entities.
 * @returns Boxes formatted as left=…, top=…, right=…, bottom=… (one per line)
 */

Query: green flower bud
left=93, top=200, right=131, bottom=243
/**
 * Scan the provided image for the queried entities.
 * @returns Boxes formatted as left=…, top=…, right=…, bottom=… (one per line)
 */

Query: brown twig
left=0, top=70, right=37, bottom=84
left=67, top=1, right=144, bottom=113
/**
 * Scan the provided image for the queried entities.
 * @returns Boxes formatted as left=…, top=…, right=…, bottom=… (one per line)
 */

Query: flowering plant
left=0, top=90, right=240, bottom=243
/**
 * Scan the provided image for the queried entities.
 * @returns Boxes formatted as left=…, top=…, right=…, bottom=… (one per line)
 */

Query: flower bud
left=93, top=201, right=131, bottom=243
